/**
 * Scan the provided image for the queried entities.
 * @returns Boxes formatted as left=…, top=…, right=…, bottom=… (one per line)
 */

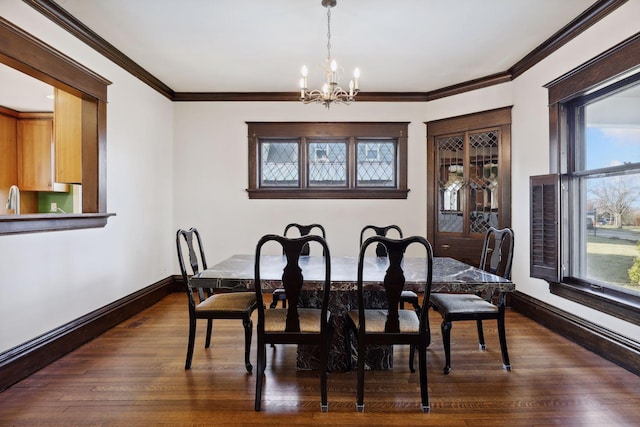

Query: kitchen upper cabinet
left=17, top=115, right=68, bottom=192
left=54, top=88, right=82, bottom=184
left=0, top=111, right=18, bottom=214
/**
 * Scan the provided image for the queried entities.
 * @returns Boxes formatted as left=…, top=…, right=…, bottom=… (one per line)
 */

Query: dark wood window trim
left=0, top=17, right=114, bottom=235
left=540, top=31, right=640, bottom=325
left=247, top=122, right=409, bottom=199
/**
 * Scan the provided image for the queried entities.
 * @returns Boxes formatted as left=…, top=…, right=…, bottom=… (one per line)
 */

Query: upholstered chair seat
left=264, top=308, right=331, bottom=333
left=195, top=292, right=257, bottom=313
left=347, top=309, right=420, bottom=334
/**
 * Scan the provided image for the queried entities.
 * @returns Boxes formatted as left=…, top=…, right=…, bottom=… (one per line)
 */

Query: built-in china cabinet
left=426, top=107, right=512, bottom=267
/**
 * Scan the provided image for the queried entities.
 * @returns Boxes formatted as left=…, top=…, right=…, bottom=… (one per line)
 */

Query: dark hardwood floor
left=0, top=292, right=638, bottom=426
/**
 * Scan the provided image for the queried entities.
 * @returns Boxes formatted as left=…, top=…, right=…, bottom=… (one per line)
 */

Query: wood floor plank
left=0, top=292, right=638, bottom=426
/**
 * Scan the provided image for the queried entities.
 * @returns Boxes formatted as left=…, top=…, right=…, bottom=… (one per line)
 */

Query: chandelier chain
left=326, top=6, right=331, bottom=61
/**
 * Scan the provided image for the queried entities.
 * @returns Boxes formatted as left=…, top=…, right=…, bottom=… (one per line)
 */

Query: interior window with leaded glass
left=308, top=140, right=347, bottom=187
left=260, top=140, right=299, bottom=187
left=356, top=140, right=396, bottom=187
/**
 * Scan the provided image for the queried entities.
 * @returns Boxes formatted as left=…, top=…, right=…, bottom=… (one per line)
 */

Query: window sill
left=0, top=213, right=116, bottom=235
left=247, top=188, right=410, bottom=199
left=549, top=280, right=640, bottom=326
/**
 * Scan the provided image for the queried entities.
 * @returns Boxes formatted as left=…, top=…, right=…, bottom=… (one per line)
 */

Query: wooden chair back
left=283, top=223, right=327, bottom=256
left=359, top=224, right=403, bottom=257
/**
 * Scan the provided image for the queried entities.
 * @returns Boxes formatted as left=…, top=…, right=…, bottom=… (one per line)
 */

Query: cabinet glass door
left=437, top=134, right=464, bottom=233
left=468, top=129, right=500, bottom=234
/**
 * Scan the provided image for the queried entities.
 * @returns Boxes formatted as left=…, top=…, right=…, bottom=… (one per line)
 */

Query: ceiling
left=51, top=0, right=597, bottom=93
left=4, top=0, right=627, bottom=112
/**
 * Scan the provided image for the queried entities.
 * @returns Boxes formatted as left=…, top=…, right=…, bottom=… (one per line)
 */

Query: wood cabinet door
left=0, top=112, right=18, bottom=214
left=426, top=107, right=512, bottom=266
left=54, top=88, right=83, bottom=184
left=17, top=119, right=54, bottom=191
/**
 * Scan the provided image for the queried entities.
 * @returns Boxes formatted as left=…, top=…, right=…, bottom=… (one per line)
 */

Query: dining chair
left=254, top=234, right=333, bottom=411
left=176, top=227, right=257, bottom=372
left=429, top=226, right=514, bottom=374
left=345, top=235, right=433, bottom=413
left=270, top=223, right=327, bottom=309
left=359, top=225, right=421, bottom=315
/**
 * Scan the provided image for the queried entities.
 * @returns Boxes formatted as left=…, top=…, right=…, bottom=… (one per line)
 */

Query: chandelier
left=299, top=0, right=360, bottom=108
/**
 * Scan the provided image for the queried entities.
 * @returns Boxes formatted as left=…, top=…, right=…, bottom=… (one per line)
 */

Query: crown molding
left=510, top=0, right=628, bottom=79
left=23, top=0, right=627, bottom=103
left=425, top=72, right=513, bottom=101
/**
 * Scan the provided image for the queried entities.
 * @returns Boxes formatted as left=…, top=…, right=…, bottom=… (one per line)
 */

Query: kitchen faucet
left=6, top=185, right=20, bottom=214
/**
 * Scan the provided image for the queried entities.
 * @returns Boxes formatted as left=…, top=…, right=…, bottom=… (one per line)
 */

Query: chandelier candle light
left=299, top=0, right=360, bottom=108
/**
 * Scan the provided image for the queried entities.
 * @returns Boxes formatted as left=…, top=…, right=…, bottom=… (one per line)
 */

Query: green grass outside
left=586, top=235, right=640, bottom=291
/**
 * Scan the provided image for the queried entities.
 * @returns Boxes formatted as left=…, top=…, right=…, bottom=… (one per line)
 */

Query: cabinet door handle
left=441, top=244, right=450, bottom=249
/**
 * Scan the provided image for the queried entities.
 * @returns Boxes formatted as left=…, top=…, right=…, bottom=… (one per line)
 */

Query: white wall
left=0, top=1, right=175, bottom=353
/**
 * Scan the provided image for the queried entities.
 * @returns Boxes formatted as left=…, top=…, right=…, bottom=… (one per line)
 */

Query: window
left=566, top=80, right=640, bottom=295
left=357, top=141, right=396, bottom=187
left=535, top=33, right=640, bottom=324
left=247, top=122, right=409, bottom=199
left=0, top=18, right=112, bottom=234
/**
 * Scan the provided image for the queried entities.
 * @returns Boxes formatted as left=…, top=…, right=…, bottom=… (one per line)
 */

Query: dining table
left=191, top=254, right=515, bottom=371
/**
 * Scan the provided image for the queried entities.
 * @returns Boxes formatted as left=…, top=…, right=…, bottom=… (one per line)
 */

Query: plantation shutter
left=530, top=174, right=560, bottom=281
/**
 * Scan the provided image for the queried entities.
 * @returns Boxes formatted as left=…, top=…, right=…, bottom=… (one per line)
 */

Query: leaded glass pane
left=468, top=131, right=499, bottom=233
left=260, top=140, right=299, bottom=187
left=356, top=140, right=396, bottom=187
left=438, top=135, right=464, bottom=232
left=308, top=141, right=347, bottom=187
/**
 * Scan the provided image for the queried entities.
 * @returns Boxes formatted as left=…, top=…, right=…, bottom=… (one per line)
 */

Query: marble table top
left=192, top=254, right=515, bottom=293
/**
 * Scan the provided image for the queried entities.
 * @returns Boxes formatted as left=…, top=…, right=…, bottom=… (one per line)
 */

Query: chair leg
left=356, top=336, right=366, bottom=412
left=476, top=319, right=486, bottom=350
left=243, top=316, right=253, bottom=373
left=269, top=294, right=278, bottom=309
left=497, top=309, right=511, bottom=371
left=418, top=339, right=430, bottom=413
left=409, top=344, right=415, bottom=373
left=441, top=319, right=452, bottom=375
left=320, top=325, right=333, bottom=412
left=205, top=319, right=213, bottom=348
left=411, top=298, right=422, bottom=318
left=255, top=340, right=266, bottom=411
left=270, top=291, right=287, bottom=309
left=400, top=297, right=422, bottom=317
left=185, top=316, right=197, bottom=370
left=344, top=321, right=354, bottom=371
